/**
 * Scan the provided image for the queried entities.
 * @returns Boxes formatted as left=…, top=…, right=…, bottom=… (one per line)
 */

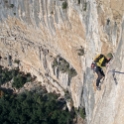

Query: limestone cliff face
left=0, top=0, right=124, bottom=124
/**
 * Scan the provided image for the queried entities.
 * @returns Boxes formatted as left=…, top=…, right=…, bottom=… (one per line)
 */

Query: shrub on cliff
left=10, top=4, right=14, bottom=8
left=68, top=68, right=77, bottom=78
left=77, top=48, right=85, bottom=56
left=52, top=56, right=77, bottom=78
left=84, top=2, right=87, bottom=11
left=62, top=1, right=68, bottom=9
left=79, top=107, right=86, bottom=119
left=78, top=0, right=80, bottom=4
left=14, top=59, right=20, bottom=65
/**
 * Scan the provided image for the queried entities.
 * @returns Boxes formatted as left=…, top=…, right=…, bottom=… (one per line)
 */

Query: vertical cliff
left=0, top=0, right=124, bottom=124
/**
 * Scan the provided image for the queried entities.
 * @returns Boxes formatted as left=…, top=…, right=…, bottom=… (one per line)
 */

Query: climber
left=91, top=53, right=113, bottom=90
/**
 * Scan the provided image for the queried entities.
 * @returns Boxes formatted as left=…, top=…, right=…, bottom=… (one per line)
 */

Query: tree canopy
left=0, top=66, right=33, bottom=89
left=0, top=91, right=75, bottom=124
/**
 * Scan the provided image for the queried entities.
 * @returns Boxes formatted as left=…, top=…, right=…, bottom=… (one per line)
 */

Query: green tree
left=0, top=90, right=76, bottom=124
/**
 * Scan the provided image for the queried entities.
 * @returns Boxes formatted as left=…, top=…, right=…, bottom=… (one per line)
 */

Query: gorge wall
left=0, top=0, right=124, bottom=124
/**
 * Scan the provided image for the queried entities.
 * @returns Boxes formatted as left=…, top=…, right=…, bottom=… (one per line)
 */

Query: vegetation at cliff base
left=0, top=91, right=75, bottom=124
left=0, top=66, right=15, bottom=85
left=0, top=66, right=34, bottom=89
left=0, top=64, right=85, bottom=123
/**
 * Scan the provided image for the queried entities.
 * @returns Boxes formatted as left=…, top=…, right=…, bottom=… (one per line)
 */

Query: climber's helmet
left=106, top=53, right=113, bottom=61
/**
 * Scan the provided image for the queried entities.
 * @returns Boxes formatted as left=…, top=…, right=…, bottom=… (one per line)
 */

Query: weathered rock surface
left=0, top=0, right=124, bottom=124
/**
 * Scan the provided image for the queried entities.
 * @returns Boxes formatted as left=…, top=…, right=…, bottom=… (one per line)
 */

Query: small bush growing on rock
left=107, top=19, right=110, bottom=25
left=10, top=4, right=14, bottom=8
left=78, top=48, right=85, bottom=56
left=52, top=57, right=70, bottom=73
left=52, top=56, right=77, bottom=78
left=64, top=90, right=71, bottom=100
left=58, top=58, right=70, bottom=73
left=68, top=68, right=77, bottom=78
left=62, top=1, right=68, bottom=9
left=79, top=107, right=86, bottom=119
left=78, top=0, right=80, bottom=4
left=14, top=59, right=20, bottom=64
left=51, top=11, right=53, bottom=14
left=84, top=2, right=87, bottom=11
left=52, top=59, right=58, bottom=68
left=74, top=107, right=86, bottom=119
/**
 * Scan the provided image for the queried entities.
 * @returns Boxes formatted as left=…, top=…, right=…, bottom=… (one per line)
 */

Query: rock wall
left=90, top=20, right=124, bottom=124
left=0, top=0, right=124, bottom=124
